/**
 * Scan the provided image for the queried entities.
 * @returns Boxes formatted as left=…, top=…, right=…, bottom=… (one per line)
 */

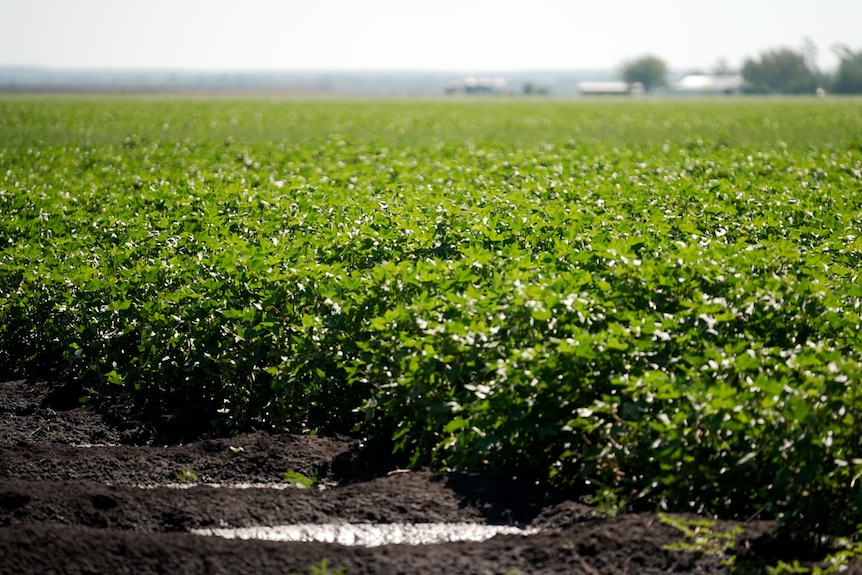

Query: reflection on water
left=192, top=522, right=540, bottom=546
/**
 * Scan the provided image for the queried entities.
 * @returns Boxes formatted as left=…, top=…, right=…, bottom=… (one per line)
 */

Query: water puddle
left=192, top=522, right=540, bottom=546
left=128, top=482, right=302, bottom=490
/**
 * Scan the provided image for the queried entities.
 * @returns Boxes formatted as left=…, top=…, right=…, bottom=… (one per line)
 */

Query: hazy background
left=1, top=0, right=858, bottom=72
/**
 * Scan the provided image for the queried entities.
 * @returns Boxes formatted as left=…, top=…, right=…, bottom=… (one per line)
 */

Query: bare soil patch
left=0, top=379, right=855, bottom=575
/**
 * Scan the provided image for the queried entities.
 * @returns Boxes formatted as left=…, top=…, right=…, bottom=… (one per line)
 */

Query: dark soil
left=0, top=379, right=858, bottom=575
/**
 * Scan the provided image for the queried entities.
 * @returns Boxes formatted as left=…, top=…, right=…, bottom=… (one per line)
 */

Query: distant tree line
left=827, top=45, right=862, bottom=94
left=620, top=43, right=862, bottom=94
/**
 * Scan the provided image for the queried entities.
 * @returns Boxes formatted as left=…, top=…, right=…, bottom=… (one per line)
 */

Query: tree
left=620, top=55, right=668, bottom=92
left=741, top=48, right=816, bottom=94
left=522, top=82, right=549, bottom=96
left=832, top=45, right=862, bottom=94
left=713, top=58, right=735, bottom=75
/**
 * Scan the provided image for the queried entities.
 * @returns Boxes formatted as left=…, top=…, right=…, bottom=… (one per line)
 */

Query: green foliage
left=2, top=97, right=862, bottom=541
left=742, top=48, right=817, bottom=94
left=283, top=469, right=317, bottom=489
left=287, top=559, right=348, bottom=575
left=659, top=513, right=742, bottom=556
left=832, top=45, right=862, bottom=94
left=620, top=54, right=668, bottom=91
left=175, top=468, right=198, bottom=483
left=765, top=538, right=862, bottom=574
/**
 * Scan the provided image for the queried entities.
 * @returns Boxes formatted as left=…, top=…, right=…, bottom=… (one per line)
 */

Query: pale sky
left=0, top=0, right=859, bottom=72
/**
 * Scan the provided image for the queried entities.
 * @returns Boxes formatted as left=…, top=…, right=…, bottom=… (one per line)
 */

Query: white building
left=577, top=81, right=644, bottom=95
left=671, top=74, right=744, bottom=94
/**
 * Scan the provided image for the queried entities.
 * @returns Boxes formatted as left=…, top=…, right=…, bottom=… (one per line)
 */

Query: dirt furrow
left=0, top=379, right=853, bottom=574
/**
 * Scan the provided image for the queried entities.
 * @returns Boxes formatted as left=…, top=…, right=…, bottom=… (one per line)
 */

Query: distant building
left=577, top=81, right=644, bottom=96
left=671, top=74, right=743, bottom=94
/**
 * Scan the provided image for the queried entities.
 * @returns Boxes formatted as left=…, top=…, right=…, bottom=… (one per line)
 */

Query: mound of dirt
left=0, top=379, right=856, bottom=575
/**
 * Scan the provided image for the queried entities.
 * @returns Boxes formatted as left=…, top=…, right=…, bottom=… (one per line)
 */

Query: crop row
left=2, top=97, right=862, bottom=536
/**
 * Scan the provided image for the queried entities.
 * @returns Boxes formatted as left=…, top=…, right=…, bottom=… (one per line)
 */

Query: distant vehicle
left=445, top=77, right=508, bottom=94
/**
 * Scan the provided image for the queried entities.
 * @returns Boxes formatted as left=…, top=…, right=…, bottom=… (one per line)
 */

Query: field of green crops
left=2, top=95, right=862, bottom=537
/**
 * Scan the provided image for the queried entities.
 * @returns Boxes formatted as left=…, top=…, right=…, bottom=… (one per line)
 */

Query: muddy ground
left=0, top=379, right=857, bottom=575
